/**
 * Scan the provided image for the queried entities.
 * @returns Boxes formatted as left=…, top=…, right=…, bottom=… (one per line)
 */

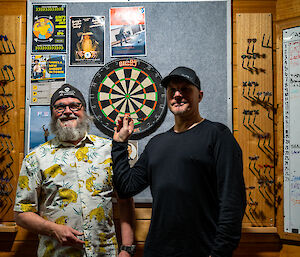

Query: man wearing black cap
left=14, top=84, right=135, bottom=257
left=112, top=67, right=246, bottom=257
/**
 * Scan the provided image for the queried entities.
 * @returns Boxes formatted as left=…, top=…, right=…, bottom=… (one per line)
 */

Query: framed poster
left=29, top=106, right=54, bottom=151
left=31, top=82, right=64, bottom=105
left=70, top=16, right=105, bottom=66
left=110, top=6, right=146, bottom=57
left=32, top=5, right=66, bottom=53
left=31, top=54, right=66, bottom=83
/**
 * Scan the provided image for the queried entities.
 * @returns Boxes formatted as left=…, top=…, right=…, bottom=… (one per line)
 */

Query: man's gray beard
left=50, top=113, right=92, bottom=142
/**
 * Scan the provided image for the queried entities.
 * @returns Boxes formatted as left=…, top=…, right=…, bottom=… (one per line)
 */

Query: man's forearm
left=15, top=211, right=85, bottom=247
left=112, top=141, right=149, bottom=198
left=118, top=198, right=135, bottom=246
left=14, top=211, right=56, bottom=237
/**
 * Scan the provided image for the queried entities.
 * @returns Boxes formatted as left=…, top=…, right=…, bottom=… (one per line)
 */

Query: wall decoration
left=70, top=16, right=105, bottom=66
left=128, top=140, right=138, bottom=167
left=31, top=81, right=64, bottom=105
left=32, top=4, right=66, bottom=53
left=31, top=54, right=66, bottom=83
left=110, top=6, right=146, bottom=57
left=236, top=14, right=275, bottom=227
left=89, top=58, right=166, bottom=139
left=29, top=105, right=54, bottom=151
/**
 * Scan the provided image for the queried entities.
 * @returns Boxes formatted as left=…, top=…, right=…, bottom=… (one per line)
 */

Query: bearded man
left=14, top=84, right=136, bottom=257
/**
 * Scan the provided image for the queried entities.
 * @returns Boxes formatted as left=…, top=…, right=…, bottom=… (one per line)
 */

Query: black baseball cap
left=50, top=83, right=86, bottom=110
left=161, top=66, right=201, bottom=90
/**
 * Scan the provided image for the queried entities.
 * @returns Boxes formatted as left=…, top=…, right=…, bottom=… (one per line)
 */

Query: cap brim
left=161, top=75, right=198, bottom=89
left=161, top=75, right=181, bottom=88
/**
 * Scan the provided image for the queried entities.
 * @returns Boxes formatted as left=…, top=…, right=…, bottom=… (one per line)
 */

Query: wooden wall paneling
left=232, top=0, right=276, bottom=143
left=233, top=0, right=276, bottom=23
left=0, top=2, right=26, bottom=17
left=275, top=18, right=284, bottom=239
left=0, top=240, right=38, bottom=257
left=0, top=15, right=23, bottom=222
left=113, top=203, right=151, bottom=257
left=279, top=243, right=300, bottom=257
left=132, top=204, right=151, bottom=244
left=19, top=70, right=25, bottom=97
left=134, top=205, right=151, bottom=256
left=276, top=0, right=300, bottom=22
left=135, top=220, right=150, bottom=242
left=236, top=13, right=275, bottom=227
left=233, top=230, right=280, bottom=256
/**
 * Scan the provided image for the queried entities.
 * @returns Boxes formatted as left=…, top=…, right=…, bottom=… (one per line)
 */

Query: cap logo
left=58, top=87, right=76, bottom=96
left=181, top=74, right=191, bottom=80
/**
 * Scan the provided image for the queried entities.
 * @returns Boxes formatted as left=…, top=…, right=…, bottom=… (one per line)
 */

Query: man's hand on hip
left=113, top=114, right=134, bottom=142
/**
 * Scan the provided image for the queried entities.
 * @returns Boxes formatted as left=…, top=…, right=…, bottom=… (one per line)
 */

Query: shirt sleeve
left=210, top=127, right=246, bottom=257
left=112, top=140, right=149, bottom=199
left=14, top=152, right=42, bottom=213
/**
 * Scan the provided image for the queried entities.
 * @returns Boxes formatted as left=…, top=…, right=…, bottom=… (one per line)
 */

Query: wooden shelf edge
left=242, top=226, right=278, bottom=234
left=0, top=223, right=18, bottom=233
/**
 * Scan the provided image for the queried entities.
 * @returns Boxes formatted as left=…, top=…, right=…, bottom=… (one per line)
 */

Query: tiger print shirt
left=14, top=134, right=118, bottom=257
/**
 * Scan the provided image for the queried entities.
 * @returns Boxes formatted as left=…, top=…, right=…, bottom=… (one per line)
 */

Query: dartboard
left=89, top=58, right=167, bottom=139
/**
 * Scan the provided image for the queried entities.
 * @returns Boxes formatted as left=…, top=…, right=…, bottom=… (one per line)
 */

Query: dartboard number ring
left=89, top=58, right=167, bottom=139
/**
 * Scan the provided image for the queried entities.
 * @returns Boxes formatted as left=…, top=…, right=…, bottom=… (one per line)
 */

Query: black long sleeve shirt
left=112, top=119, right=246, bottom=257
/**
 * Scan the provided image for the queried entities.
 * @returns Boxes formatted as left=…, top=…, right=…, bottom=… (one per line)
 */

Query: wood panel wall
left=0, top=0, right=300, bottom=256
left=236, top=13, right=275, bottom=228
left=232, top=1, right=281, bottom=256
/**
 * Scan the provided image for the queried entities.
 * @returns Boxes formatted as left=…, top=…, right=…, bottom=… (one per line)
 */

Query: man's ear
left=198, top=91, right=203, bottom=102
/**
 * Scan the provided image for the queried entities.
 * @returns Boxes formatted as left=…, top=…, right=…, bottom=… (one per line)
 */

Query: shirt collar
left=50, top=133, right=94, bottom=149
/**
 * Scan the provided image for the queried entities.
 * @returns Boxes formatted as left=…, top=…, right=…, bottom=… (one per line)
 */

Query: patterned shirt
left=14, top=134, right=118, bottom=257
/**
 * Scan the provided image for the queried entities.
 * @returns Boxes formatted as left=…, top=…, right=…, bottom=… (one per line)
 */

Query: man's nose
left=62, top=105, right=72, bottom=114
left=174, top=90, right=183, bottom=97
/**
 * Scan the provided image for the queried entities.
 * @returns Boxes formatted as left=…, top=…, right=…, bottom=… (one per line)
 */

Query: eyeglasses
left=53, top=102, right=83, bottom=113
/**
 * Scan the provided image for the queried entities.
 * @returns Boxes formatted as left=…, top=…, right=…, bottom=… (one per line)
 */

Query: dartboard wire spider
left=116, top=116, right=146, bottom=122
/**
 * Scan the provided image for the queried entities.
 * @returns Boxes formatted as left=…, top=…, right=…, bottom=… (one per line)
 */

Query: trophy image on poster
left=70, top=16, right=105, bottom=66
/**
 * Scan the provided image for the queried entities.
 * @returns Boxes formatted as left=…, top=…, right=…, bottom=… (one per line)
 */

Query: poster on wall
left=32, top=5, right=66, bottom=53
left=70, top=16, right=105, bottom=66
left=110, top=7, right=146, bottom=57
left=31, top=54, right=66, bottom=83
left=31, top=81, right=64, bottom=105
left=29, top=106, right=55, bottom=151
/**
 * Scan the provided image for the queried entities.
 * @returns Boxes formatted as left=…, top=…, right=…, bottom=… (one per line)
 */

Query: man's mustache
left=58, top=114, right=78, bottom=121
